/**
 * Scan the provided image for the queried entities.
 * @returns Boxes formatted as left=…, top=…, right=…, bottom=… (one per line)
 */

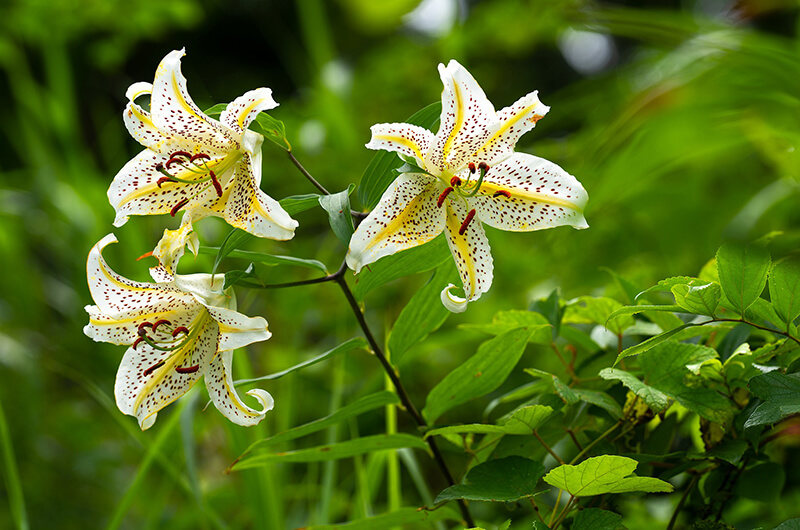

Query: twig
left=666, top=475, right=698, bottom=530
left=287, top=150, right=329, bottom=195
left=569, top=421, right=622, bottom=465
left=534, top=430, right=565, bottom=465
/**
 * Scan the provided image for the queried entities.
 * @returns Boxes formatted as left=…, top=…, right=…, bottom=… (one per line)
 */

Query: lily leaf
left=319, top=184, right=356, bottom=248
left=543, top=455, right=673, bottom=496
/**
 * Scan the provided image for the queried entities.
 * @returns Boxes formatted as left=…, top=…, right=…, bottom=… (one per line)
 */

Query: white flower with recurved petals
left=109, top=49, right=298, bottom=240
left=84, top=234, right=274, bottom=430
left=347, top=60, right=589, bottom=312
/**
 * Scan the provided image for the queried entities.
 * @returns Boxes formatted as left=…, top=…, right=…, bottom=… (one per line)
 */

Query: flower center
left=155, top=149, right=243, bottom=216
left=135, top=317, right=203, bottom=375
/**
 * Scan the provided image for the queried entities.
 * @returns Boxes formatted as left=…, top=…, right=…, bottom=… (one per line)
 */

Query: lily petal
left=206, top=305, right=271, bottom=351
left=220, top=87, right=278, bottom=139
left=150, top=49, right=235, bottom=153
left=428, top=60, right=497, bottom=172
left=115, top=313, right=216, bottom=430
left=205, top=350, right=274, bottom=427
left=84, top=303, right=197, bottom=346
left=441, top=199, right=493, bottom=313
left=471, top=153, right=588, bottom=232
left=473, top=91, right=550, bottom=165
left=122, top=82, right=173, bottom=153
left=150, top=218, right=199, bottom=282
left=346, top=173, right=446, bottom=273
left=366, top=123, right=433, bottom=168
left=109, top=149, right=223, bottom=227
left=220, top=153, right=298, bottom=240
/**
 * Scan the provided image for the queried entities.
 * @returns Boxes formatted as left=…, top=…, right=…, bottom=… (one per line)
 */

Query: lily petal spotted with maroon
left=109, top=48, right=298, bottom=241
left=348, top=60, right=588, bottom=312
left=84, top=234, right=274, bottom=430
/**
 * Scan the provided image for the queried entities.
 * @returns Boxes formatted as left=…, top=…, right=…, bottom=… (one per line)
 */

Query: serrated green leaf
left=199, top=247, right=328, bottom=273
left=303, top=506, right=460, bottom=529
left=744, top=372, right=800, bottom=428
left=571, top=388, right=624, bottom=419
left=357, top=102, right=441, bottom=209
left=564, top=296, right=635, bottom=335
left=671, top=282, right=721, bottom=316
left=434, top=456, right=545, bottom=503
left=774, top=518, right=800, bottom=530
left=769, top=256, right=800, bottom=329
left=459, top=310, right=552, bottom=344
left=242, top=390, right=398, bottom=452
left=639, top=341, right=734, bottom=423
left=388, top=262, right=456, bottom=364
left=717, top=242, right=771, bottom=317
left=572, top=508, right=627, bottom=530
left=543, top=455, right=673, bottom=496
left=423, top=327, right=540, bottom=423
left=352, top=235, right=450, bottom=300
left=231, top=434, right=428, bottom=470
left=599, top=368, right=670, bottom=412
left=279, top=193, right=322, bottom=215
left=319, top=185, right=356, bottom=248
left=615, top=323, right=699, bottom=364
left=636, top=276, right=702, bottom=300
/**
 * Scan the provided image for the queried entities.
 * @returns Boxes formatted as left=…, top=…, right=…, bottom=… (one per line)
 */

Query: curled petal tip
left=440, top=283, right=470, bottom=313
left=246, top=389, right=275, bottom=415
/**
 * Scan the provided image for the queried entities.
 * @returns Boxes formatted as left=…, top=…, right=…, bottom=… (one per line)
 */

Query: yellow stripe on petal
left=372, top=134, right=426, bottom=161
left=479, top=180, right=582, bottom=211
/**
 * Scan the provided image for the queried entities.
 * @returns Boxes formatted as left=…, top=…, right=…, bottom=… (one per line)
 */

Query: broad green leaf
left=543, top=455, right=673, bottom=496
left=563, top=296, right=635, bottom=335
left=744, top=372, right=800, bottom=428
left=707, top=438, right=748, bottom=466
left=716, top=242, right=771, bottom=317
left=357, top=102, right=441, bottom=209
left=199, top=247, right=328, bottom=273
left=599, top=368, right=670, bottom=412
left=235, top=339, right=370, bottom=387
left=636, top=276, right=702, bottom=300
left=241, top=391, right=398, bottom=452
left=769, top=256, right=800, bottom=329
left=524, top=369, right=578, bottom=405
left=639, top=341, right=734, bottom=423
left=423, top=327, right=540, bottom=423
left=572, top=508, right=627, bottom=530
left=615, top=323, right=698, bottom=364
left=212, top=228, right=253, bottom=276
left=352, top=235, right=450, bottom=300
left=252, top=112, right=290, bottom=150
left=735, top=462, right=785, bottom=502
left=529, top=289, right=563, bottom=340
left=460, top=310, right=552, bottom=344
left=279, top=193, right=323, bottom=215
left=434, top=456, right=545, bottom=503
left=319, top=184, right=356, bottom=248
left=571, top=388, right=623, bottom=419
left=388, top=262, right=456, bottom=364
left=303, top=506, right=460, bottom=529
left=425, top=405, right=553, bottom=438
left=774, top=519, right=800, bottom=530
left=231, top=434, right=428, bottom=470
left=671, top=282, right=721, bottom=316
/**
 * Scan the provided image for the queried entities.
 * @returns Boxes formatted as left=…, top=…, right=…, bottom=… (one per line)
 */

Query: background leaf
left=434, top=456, right=545, bottom=503
left=744, top=372, right=800, bottom=428
left=716, top=243, right=771, bottom=317
left=543, top=455, right=673, bottom=496
left=769, top=256, right=800, bottom=329
left=572, top=508, right=627, bottom=530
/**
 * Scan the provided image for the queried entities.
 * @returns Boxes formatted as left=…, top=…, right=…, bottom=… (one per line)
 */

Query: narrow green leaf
left=563, top=296, right=635, bottom=335
left=599, top=368, right=670, bottom=413
left=246, top=391, right=399, bottom=451
left=388, top=262, right=456, bottom=364
left=460, top=310, right=552, bottom=344
left=203, top=103, right=227, bottom=116
left=543, top=455, right=673, bottom=496
left=601, top=268, right=642, bottom=306
left=352, top=235, right=450, bottom=300
left=279, top=193, right=323, bottom=216
left=200, top=247, right=328, bottom=273
left=425, top=405, right=553, bottom=438
left=607, top=304, right=683, bottom=322
left=529, top=289, right=563, bottom=340
left=671, top=282, right=721, bottom=316
left=423, top=327, right=541, bottom=423
left=303, top=506, right=459, bottom=530
left=357, top=102, right=441, bottom=209
left=212, top=228, right=253, bottom=276
left=231, top=434, right=428, bottom=470
left=716, top=242, right=771, bottom=317
left=572, top=508, right=627, bottom=530
left=615, top=323, right=698, bottom=364
left=0, top=396, right=28, bottom=530
left=252, top=113, right=291, bottom=150
left=319, top=184, right=356, bottom=248
left=434, top=456, right=545, bottom=503
left=769, top=256, right=800, bottom=329
left=744, top=372, right=800, bottom=428
left=235, top=338, right=369, bottom=386
left=636, top=276, right=702, bottom=300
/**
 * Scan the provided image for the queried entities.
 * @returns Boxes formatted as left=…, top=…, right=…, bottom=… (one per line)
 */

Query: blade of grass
left=0, top=395, right=29, bottom=530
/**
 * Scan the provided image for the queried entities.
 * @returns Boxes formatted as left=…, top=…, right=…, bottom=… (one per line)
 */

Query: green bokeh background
left=1, top=0, right=799, bottom=528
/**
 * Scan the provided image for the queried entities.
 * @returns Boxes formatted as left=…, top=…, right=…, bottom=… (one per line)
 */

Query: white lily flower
left=84, top=234, right=274, bottom=430
left=347, top=60, right=588, bottom=312
left=109, top=48, right=298, bottom=240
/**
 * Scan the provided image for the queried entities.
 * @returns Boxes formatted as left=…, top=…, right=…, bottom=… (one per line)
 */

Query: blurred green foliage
left=1, top=0, right=800, bottom=528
